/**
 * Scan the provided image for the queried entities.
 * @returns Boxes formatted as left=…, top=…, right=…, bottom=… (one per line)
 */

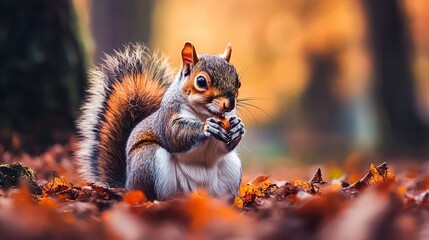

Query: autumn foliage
left=1, top=145, right=429, bottom=240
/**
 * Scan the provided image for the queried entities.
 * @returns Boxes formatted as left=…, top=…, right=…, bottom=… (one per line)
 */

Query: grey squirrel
left=76, top=42, right=245, bottom=200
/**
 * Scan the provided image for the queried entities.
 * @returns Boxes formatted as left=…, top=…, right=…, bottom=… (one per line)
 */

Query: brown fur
left=76, top=43, right=173, bottom=187
left=98, top=74, right=167, bottom=184
left=128, top=133, right=161, bottom=154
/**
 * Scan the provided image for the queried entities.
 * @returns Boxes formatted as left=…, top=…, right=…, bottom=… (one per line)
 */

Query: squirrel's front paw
left=228, top=117, right=245, bottom=142
left=203, top=117, right=230, bottom=143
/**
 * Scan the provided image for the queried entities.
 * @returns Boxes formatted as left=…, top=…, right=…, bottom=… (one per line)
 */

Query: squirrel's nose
left=221, top=97, right=235, bottom=112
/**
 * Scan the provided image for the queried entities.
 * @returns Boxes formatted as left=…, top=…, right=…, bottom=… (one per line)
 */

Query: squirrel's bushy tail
left=76, top=43, right=173, bottom=187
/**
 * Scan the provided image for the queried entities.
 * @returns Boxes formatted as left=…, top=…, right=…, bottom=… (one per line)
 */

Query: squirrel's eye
left=193, top=72, right=211, bottom=92
left=196, top=75, right=208, bottom=90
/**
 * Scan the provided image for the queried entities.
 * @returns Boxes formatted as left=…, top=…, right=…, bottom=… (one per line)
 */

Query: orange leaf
left=185, top=191, right=241, bottom=231
left=293, top=180, right=313, bottom=192
left=43, top=175, right=73, bottom=191
left=236, top=175, right=277, bottom=206
left=344, top=162, right=396, bottom=194
left=368, top=163, right=384, bottom=185
left=249, top=175, right=271, bottom=190
left=124, top=190, right=146, bottom=205
left=38, top=196, right=57, bottom=209
left=238, top=185, right=262, bottom=201
left=395, top=185, right=407, bottom=196
left=233, top=196, right=244, bottom=208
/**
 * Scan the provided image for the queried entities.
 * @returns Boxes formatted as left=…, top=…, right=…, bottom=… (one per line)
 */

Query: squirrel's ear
left=221, top=43, right=232, bottom=62
left=181, top=42, right=199, bottom=76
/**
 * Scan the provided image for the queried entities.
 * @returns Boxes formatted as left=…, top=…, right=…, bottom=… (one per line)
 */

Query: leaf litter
left=1, top=144, right=429, bottom=240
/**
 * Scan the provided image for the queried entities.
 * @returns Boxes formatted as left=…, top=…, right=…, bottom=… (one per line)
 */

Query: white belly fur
left=154, top=140, right=241, bottom=200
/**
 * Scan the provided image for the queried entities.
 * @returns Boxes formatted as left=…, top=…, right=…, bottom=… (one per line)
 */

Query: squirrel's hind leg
left=126, top=145, right=178, bottom=200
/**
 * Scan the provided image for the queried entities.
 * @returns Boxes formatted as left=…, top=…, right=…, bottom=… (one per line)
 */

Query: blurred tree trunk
left=0, top=0, right=86, bottom=154
left=297, top=50, right=352, bottom=161
left=362, top=0, right=429, bottom=155
left=90, top=0, right=154, bottom=62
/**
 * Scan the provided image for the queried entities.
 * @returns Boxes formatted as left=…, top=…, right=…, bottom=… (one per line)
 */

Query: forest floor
left=1, top=140, right=429, bottom=240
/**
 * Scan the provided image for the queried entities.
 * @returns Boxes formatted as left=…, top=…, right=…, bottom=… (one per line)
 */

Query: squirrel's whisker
left=237, top=97, right=270, bottom=101
left=237, top=105, right=259, bottom=127
left=237, top=101, right=274, bottom=121
left=236, top=107, right=252, bottom=124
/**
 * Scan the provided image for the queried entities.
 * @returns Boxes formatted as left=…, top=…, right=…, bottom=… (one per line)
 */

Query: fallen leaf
left=236, top=175, right=279, bottom=207
left=38, top=196, right=57, bottom=209
left=42, top=175, right=73, bottom=192
left=310, top=168, right=323, bottom=184
left=124, top=190, right=146, bottom=205
left=250, top=175, right=271, bottom=189
left=233, top=196, right=244, bottom=208
left=344, top=162, right=395, bottom=194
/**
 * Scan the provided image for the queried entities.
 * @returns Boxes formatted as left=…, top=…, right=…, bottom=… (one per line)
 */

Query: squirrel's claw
left=229, top=117, right=241, bottom=129
left=204, top=118, right=230, bottom=143
left=228, top=117, right=245, bottom=142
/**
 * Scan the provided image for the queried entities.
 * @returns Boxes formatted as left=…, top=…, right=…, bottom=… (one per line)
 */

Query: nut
left=213, top=115, right=231, bottom=131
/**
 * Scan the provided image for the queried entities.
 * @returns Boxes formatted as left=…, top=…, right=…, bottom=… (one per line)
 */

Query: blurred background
left=1, top=0, right=429, bottom=172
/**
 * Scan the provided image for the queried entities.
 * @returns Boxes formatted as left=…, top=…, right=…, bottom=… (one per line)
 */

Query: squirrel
left=76, top=42, right=245, bottom=200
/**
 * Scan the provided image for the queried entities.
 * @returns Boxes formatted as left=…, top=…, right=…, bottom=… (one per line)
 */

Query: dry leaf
left=43, top=175, right=73, bottom=191
left=310, top=168, right=323, bottom=184
left=124, top=190, right=146, bottom=205
left=233, top=197, right=244, bottom=208
left=250, top=175, right=271, bottom=189
left=235, top=175, right=279, bottom=207
left=344, top=162, right=395, bottom=194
